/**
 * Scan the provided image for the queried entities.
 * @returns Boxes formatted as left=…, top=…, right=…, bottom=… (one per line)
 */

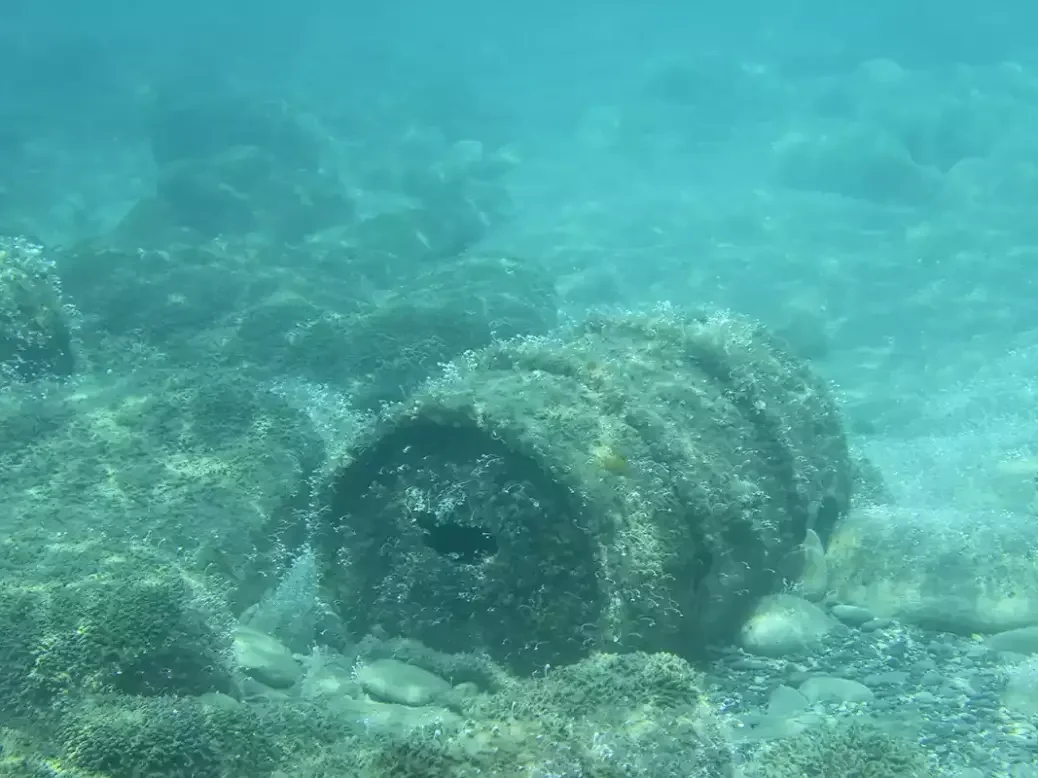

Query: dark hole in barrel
left=416, top=513, right=498, bottom=563
left=321, top=417, right=603, bottom=672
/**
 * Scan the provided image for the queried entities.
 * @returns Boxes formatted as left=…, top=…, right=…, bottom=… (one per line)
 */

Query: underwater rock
left=740, top=594, right=839, bottom=658
left=225, top=251, right=557, bottom=396
left=55, top=239, right=252, bottom=360
left=55, top=237, right=375, bottom=371
left=849, top=448, right=894, bottom=505
left=0, top=552, right=238, bottom=715
left=640, top=54, right=787, bottom=139
left=987, top=456, right=1038, bottom=515
left=985, top=626, right=1038, bottom=655
left=350, top=159, right=513, bottom=269
left=826, top=504, right=1038, bottom=634
left=352, top=135, right=515, bottom=268
left=795, top=527, right=829, bottom=602
left=138, top=90, right=354, bottom=243
left=829, top=603, right=876, bottom=627
left=0, top=365, right=324, bottom=618
left=317, top=307, right=852, bottom=672
left=233, top=625, right=303, bottom=690
left=349, top=199, right=492, bottom=268
left=58, top=237, right=553, bottom=389
left=149, top=91, right=322, bottom=171
left=155, top=145, right=354, bottom=242
left=0, top=235, right=76, bottom=381
left=772, top=120, right=943, bottom=204
left=798, top=676, right=875, bottom=704
left=341, top=252, right=559, bottom=408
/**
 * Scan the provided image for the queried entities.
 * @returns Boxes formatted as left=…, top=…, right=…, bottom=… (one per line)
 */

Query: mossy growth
left=59, top=692, right=352, bottom=778
left=0, top=725, right=87, bottom=777
left=361, top=718, right=638, bottom=778
left=749, top=717, right=934, bottom=778
left=460, top=650, right=705, bottom=722
left=279, top=717, right=640, bottom=778
left=0, top=754, right=88, bottom=778
left=441, top=650, right=734, bottom=777
left=59, top=695, right=274, bottom=778
left=0, top=585, right=51, bottom=722
left=0, top=236, right=76, bottom=382
left=26, top=564, right=236, bottom=702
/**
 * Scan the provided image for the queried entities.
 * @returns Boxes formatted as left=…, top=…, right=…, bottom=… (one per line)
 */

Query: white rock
left=233, top=624, right=302, bottom=689
left=830, top=604, right=875, bottom=626
left=799, top=676, right=875, bottom=704
left=826, top=504, right=1038, bottom=634
left=767, top=685, right=810, bottom=717
left=354, top=658, right=452, bottom=707
left=987, top=626, right=1038, bottom=655
left=740, top=594, right=836, bottom=658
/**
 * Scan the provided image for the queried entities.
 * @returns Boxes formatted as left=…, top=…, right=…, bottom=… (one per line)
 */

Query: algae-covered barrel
left=318, top=307, right=852, bottom=672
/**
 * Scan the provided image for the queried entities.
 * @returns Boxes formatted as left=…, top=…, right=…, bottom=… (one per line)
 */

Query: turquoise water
left=2, top=3, right=1037, bottom=776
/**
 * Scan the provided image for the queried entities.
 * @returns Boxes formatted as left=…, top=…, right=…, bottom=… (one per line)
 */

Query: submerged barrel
left=318, top=308, right=852, bottom=672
